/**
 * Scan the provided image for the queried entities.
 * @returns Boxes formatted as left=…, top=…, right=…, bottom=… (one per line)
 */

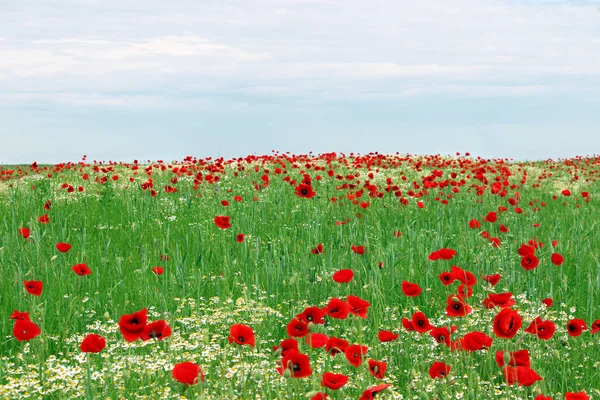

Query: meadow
left=0, top=152, right=599, bottom=399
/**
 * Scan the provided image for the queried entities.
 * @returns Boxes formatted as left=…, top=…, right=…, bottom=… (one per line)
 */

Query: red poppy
left=542, top=298, right=553, bottom=308
left=236, top=233, right=245, bottom=243
left=518, top=243, right=535, bottom=257
left=24, top=280, right=43, bottom=296
left=455, top=331, right=493, bottom=351
left=38, top=214, right=50, bottom=224
left=311, top=393, right=329, bottom=400
left=359, top=383, right=390, bottom=400
left=274, top=338, right=299, bottom=357
left=566, top=319, right=587, bottom=337
left=495, top=349, right=530, bottom=368
left=535, top=396, right=553, bottom=400
left=520, top=253, right=539, bottom=270
left=286, top=318, right=309, bottom=338
left=118, top=308, right=148, bottom=342
left=428, top=361, right=451, bottom=379
left=493, top=308, right=522, bottom=339
left=10, top=310, right=30, bottom=321
left=333, top=269, right=354, bottom=283
left=346, top=295, right=370, bottom=318
left=402, top=318, right=415, bottom=332
left=305, top=333, right=328, bottom=348
left=297, top=306, right=326, bottom=324
left=72, top=263, right=92, bottom=276
left=565, top=391, right=590, bottom=400
left=401, top=281, right=422, bottom=297
left=562, top=189, right=571, bottom=196
left=482, top=292, right=515, bottom=309
left=13, top=319, right=41, bottom=342
left=457, top=284, right=473, bottom=298
left=485, top=211, right=497, bottom=223
left=450, top=265, right=476, bottom=286
left=446, top=295, right=472, bottom=317
left=56, top=242, right=72, bottom=253
left=80, top=334, right=106, bottom=353
left=228, top=323, right=255, bottom=347
left=428, top=248, right=457, bottom=261
left=345, top=344, right=368, bottom=367
left=214, top=216, right=231, bottom=229
left=325, top=336, right=349, bottom=356
left=277, top=350, right=312, bottom=378
left=321, top=372, right=348, bottom=390
left=483, top=274, right=501, bottom=286
left=295, top=183, right=316, bottom=199
left=499, top=224, right=509, bottom=233
left=551, top=252, right=564, bottom=266
left=411, top=311, right=433, bottom=333
left=468, top=219, right=481, bottom=229
left=141, top=320, right=172, bottom=341
left=502, top=366, right=542, bottom=386
left=367, top=359, right=386, bottom=379
left=351, top=245, right=365, bottom=255
left=377, top=330, right=398, bottom=342
left=221, top=200, right=230, bottom=206
left=438, top=271, right=455, bottom=286
left=311, top=244, right=324, bottom=254
left=325, top=298, right=349, bottom=319
left=151, top=266, right=164, bottom=275
left=172, top=362, right=204, bottom=385
left=591, top=320, right=600, bottom=334
left=18, top=227, right=31, bottom=239
left=429, top=326, right=457, bottom=346
left=524, top=317, right=556, bottom=340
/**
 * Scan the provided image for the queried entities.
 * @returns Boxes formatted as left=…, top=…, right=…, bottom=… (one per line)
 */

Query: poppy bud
left=503, top=351, right=512, bottom=366
left=305, top=391, right=320, bottom=398
left=351, top=326, right=358, bottom=336
left=283, top=368, right=292, bottom=378
left=51, top=255, right=58, bottom=262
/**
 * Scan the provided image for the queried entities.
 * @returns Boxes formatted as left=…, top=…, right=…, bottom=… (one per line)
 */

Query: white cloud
left=0, top=0, right=599, bottom=107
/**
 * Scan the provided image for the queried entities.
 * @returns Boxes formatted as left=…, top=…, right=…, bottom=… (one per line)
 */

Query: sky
left=1, top=0, right=600, bottom=164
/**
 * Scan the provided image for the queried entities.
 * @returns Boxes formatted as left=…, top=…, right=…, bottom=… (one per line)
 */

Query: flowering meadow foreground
left=1, top=152, right=599, bottom=400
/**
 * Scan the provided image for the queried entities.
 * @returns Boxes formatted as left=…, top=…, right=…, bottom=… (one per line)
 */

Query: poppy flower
left=72, top=263, right=92, bottom=276
left=591, top=320, right=600, bottom=334
left=428, top=361, right=451, bottom=379
left=13, top=319, right=41, bottom=342
left=311, top=244, right=324, bottom=254
left=457, top=284, right=473, bottom=298
left=345, top=344, right=368, bottom=367
left=542, top=298, right=553, bottom=308
left=411, top=311, right=433, bottom=333
left=346, top=295, right=370, bottom=318
left=118, top=308, right=148, bottom=342
left=151, top=266, right=164, bottom=275
left=428, top=248, right=456, bottom=261
left=321, top=372, right=348, bottom=390
left=228, top=323, right=255, bottom=347
left=493, top=308, right=522, bottom=339
left=377, top=330, right=398, bottom=342
left=80, top=334, right=106, bottom=353
left=429, top=326, right=457, bottom=346
left=297, top=306, right=326, bottom=325
left=277, top=350, right=312, bottom=378
left=402, top=318, right=415, bottom=332
left=502, top=366, right=542, bottom=386
left=333, top=269, right=354, bottom=283
left=565, top=391, right=590, bottom=400
left=172, top=362, right=204, bottom=385
left=305, top=333, right=328, bottom=348
left=446, top=295, right=472, bottom=317
left=562, top=189, right=571, bottom=196
left=535, top=396, right=553, bottom=400
left=367, top=359, right=387, bottom=379
left=236, top=233, right=245, bottom=243
left=10, top=310, right=30, bottom=321
left=524, top=317, right=556, bottom=340
left=455, top=331, right=493, bottom=351
left=221, top=200, right=229, bottom=206
left=273, top=338, right=299, bottom=357
left=18, top=227, right=31, bottom=239
left=521, top=253, right=539, bottom=270
left=495, top=349, right=530, bottom=368
left=566, top=319, right=587, bottom=337
left=468, top=219, right=481, bottom=229
left=311, top=393, right=329, bottom=400
left=482, top=292, right=515, bottom=309
left=214, top=216, right=231, bottom=229
left=483, top=274, right=501, bottom=286
left=141, top=320, right=172, bottom=341
left=326, top=336, right=349, bottom=356
left=450, top=265, right=476, bottom=286
left=551, top=252, right=564, bottom=266
left=325, top=298, right=349, bottom=319
left=295, top=183, right=316, bottom=199
left=351, top=245, right=365, bottom=255
left=38, top=214, right=50, bottom=224
left=401, top=281, right=422, bottom=297
left=359, top=383, right=390, bottom=400
left=56, top=242, right=72, bottom=253
left=24, top=280, right=43, bottom=296
left=286, top=318, right=309, bottom=338
left=518, top=244, right=535, bottom=257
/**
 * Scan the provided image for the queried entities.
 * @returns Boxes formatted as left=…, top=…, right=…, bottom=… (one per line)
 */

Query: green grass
left=0, top=154, right=599, bottom=399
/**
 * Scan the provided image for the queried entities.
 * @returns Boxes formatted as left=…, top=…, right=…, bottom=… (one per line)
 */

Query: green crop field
left=1, top=153, right=599, bottom=399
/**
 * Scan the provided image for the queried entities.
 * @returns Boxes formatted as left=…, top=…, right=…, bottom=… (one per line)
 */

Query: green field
left=1, top=154, right=599, bottom=399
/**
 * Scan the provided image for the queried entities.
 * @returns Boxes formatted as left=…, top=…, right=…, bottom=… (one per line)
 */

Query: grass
left=0, top=153, right=599, bottom=399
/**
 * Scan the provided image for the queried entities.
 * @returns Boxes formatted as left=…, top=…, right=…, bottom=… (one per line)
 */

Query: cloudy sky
left=1, top=0, right=600, bottom=163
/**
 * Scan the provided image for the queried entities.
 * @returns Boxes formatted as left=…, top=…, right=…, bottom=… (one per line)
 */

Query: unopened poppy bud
left=283, top=368, right=292, bottom=378
left=305, top=391, right=320, bottom=398
left=450, top=296, right=461, bottom=303
left=503, top=351, right=512, bottom=366
left=51, top=255, right=58, bottom=262
left=351, top=326, right=358, bottom=336
left=554, top=349, right=561, bottom=359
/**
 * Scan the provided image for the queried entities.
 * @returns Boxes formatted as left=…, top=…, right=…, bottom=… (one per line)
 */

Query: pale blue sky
left=1, top=0, right=600, bottom=163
